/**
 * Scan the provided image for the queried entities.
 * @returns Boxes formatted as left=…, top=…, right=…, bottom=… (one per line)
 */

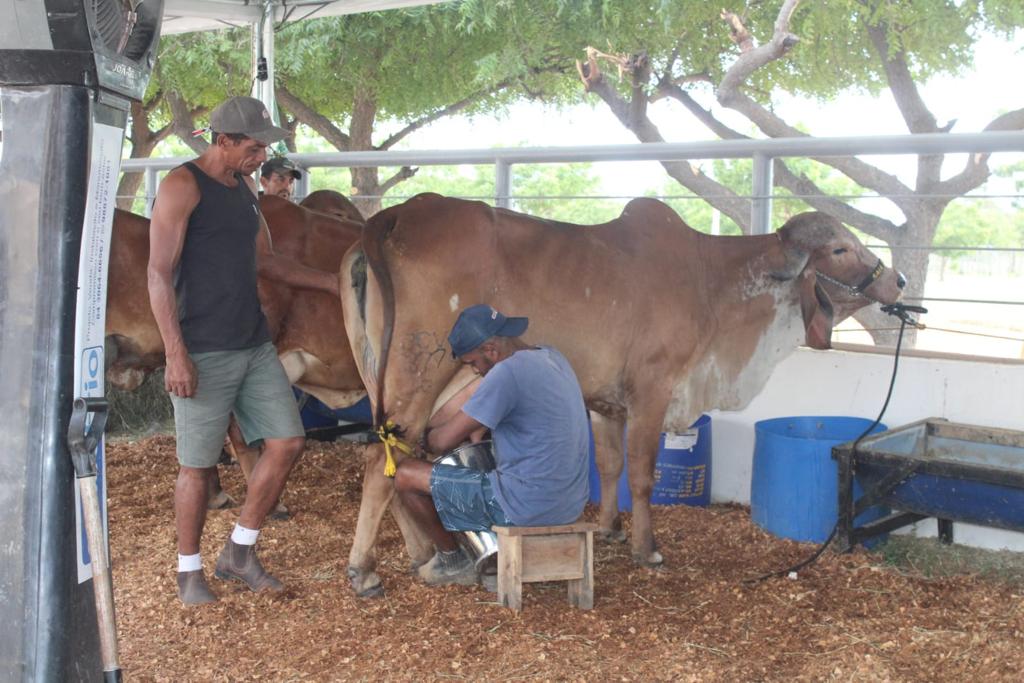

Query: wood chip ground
left=108, top=436, right=1024, bottom=681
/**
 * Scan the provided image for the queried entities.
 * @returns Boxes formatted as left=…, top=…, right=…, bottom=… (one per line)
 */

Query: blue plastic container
left=588, top=415, right=712, bottom=511
left=751, top=416, right=888, bottom=544
left=294, top=389, right=373, bottom=430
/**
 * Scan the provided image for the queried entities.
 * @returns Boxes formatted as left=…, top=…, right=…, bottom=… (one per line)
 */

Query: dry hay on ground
left=108, top=435, right=1024, bottom=682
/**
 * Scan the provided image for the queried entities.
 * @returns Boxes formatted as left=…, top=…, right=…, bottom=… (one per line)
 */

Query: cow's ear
left=800, top=272, right=833, bottom=350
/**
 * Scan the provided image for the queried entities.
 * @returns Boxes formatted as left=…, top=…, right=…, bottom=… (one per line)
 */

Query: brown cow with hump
left=339, top=192, right=905, bottom=597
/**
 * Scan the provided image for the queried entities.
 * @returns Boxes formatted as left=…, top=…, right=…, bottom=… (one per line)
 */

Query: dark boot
left=416, top=548, right=477, bottom=586
left=207, top=489, right=236, bottom=510
left=177, top=570, right=217, bottom=605
left=214, top=539, right=284, bottom=592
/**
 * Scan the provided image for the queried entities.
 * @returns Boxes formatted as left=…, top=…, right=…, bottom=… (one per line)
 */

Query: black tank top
left=174, top=162, right=271, bottom=353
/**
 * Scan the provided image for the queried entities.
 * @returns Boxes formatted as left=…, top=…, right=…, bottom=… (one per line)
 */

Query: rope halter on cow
left=815, top=257, right=885, bottom=302
left=376, top=420, right=414, bottom=478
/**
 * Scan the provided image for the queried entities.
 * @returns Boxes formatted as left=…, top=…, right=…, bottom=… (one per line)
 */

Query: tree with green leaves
left=138, top=5, right=580, bottom=215
left=273, top=4, right=592, bottom=215
left=129, top=1, right=1022, bottom=347
left=460, top=0, right=1024, bottom=344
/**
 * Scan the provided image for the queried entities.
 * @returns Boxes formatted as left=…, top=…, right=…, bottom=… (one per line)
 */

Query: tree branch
left=932, top=107, right=1024, bottom=198
left=772, top=162, right=900, bottom=242
left=863, top=21, right=948, bottom=189
left=711, top=5, right=918, bottom=212
left=276, top=82, right=352, bottom=151
left=659, top=83, right=743, bottom=140
left=166, top=91, right=209, bottom=155
left=716, top=1, right=801, bottom=107
left=377, top=80, right=514, bottom=151
left=577, top=48, right=751, bottom=230
left=142, top=89, right=163, bottom=116
left=379, top=166, right=419, bottom=194
left=865, top=22, right=937, bottom=135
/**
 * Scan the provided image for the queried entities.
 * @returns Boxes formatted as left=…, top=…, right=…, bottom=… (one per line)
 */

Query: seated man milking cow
left=394, top=304, right=591, bottom=586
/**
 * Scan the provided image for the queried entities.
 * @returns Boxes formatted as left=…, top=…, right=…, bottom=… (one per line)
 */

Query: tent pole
left=252, top=1, right=279, bottom=129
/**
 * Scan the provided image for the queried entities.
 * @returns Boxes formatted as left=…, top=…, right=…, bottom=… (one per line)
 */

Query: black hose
left=743, top=303, right=923, bottom=584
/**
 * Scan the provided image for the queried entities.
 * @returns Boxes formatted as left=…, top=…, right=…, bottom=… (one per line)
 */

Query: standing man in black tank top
left=148, top=96, right=339, bottom=605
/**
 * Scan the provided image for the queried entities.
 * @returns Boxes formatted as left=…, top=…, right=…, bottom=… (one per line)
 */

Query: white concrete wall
left=709, top=347, right=1024, bottom=551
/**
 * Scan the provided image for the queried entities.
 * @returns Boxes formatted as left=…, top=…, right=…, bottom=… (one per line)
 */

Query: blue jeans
left=429, top=464, right=512, bottom=532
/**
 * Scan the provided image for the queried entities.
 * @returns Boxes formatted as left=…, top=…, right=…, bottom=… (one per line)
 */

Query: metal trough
left=832, top=418, right=1024, bottom=550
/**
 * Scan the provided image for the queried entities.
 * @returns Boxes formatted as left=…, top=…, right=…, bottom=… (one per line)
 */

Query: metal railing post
left=144, top=167, right=157, bottom=217
left=751, top=152, right=773, bottom=234
left=495, top=160, right=511, bottom=209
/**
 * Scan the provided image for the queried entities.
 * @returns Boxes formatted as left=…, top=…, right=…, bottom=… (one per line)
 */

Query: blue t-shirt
left=462, top=346, right=589, bottom=526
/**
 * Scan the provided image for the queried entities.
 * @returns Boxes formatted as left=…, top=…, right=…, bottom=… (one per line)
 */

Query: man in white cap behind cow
left=148, top=95, right=338, bottom=604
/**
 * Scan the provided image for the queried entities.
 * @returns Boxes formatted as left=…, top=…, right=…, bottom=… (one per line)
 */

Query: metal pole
left=252, top=1, right=278, bottom=124
left=495, top=160, right=511, bottom=209
left=144, top=166, right=157, bottom=217
left=294, top=170, right=309, bottom=201
left=751, top=152, right=773, bottom=234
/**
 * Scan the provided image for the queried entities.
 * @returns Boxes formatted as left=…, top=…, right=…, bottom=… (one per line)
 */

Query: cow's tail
left=361, top=209, right=398, bottom=428
left=360, top=208, right=416, bottom=477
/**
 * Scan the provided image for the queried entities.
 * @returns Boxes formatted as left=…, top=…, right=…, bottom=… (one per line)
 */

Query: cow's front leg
left=625, top=411, right=666, bottom=567
left=347, top=443, right=395, bottom=598
left=590, top=411, right=626, bottom=543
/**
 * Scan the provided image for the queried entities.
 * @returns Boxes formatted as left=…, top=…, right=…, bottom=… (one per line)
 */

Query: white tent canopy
left=162, top=0, right=448, bottom=35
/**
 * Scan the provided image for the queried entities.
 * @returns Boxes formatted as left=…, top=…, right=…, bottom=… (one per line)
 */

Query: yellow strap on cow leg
left=376, top=420, right=414, bottom=478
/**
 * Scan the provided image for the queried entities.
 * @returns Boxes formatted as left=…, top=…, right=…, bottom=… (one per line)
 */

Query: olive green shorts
left=170, top=342, right=304, bottom=468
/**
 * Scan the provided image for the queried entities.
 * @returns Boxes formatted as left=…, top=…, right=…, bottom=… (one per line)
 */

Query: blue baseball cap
left=448, top=304, right=529, bottom=358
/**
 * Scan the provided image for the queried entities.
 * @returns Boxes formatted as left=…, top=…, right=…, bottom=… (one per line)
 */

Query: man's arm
left=247, top=177, right=340, bottom=297
left=426, top=410, right=486, bottom=455
left=148, top=167, right=199, bottom=397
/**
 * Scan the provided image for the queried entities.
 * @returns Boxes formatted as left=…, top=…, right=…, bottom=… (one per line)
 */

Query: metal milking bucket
left=433, top=441, right=499, bottom=575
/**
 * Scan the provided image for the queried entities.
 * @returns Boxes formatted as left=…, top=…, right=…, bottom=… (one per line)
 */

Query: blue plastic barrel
left=588, top=415, right=712, bottom=511
left=751, top=416, right=888, bottom=544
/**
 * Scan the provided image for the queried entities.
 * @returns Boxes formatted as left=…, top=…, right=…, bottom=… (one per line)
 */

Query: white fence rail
left=120, top=130, right=1024, bottom=231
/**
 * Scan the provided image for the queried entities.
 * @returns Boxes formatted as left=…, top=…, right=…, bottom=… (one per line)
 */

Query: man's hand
left=427, top=410, right=485, bottom=454
left=165, top=352, right=198, bottom=398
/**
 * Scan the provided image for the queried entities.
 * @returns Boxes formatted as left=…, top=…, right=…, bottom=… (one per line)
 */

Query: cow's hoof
left=348, top=567, right=384, bottom=598
left=598, top=528, right=626, bottom=544
left=269, top=504, right=291, bottom=521
left=357, top=583, right=385, bottom=599
left=207, top=491, right=236, bottom=510
left=633, top=549, right=664, bottom=568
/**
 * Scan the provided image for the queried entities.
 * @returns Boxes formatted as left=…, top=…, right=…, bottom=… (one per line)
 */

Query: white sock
left=178, top=553, right=202, bottom=573
left=231, top=524, right=259, bottom=546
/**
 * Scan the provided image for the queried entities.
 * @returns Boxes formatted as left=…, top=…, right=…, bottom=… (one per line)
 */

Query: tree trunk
left=116, top=100, right=167, bottom=211
left=348, top=94, right=383, bottom=217
left=851, top=210, right=939, bottom=348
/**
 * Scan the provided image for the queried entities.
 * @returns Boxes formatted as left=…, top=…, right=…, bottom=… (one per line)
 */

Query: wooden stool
left=492, top=522, right=597, bottom=611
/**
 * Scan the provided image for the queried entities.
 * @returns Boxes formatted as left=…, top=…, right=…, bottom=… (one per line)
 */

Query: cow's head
left=776, top=212, right=905, bottom=349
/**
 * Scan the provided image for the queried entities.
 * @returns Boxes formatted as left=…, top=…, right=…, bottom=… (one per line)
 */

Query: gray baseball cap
left=209, top=96, right=290, bottom=145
